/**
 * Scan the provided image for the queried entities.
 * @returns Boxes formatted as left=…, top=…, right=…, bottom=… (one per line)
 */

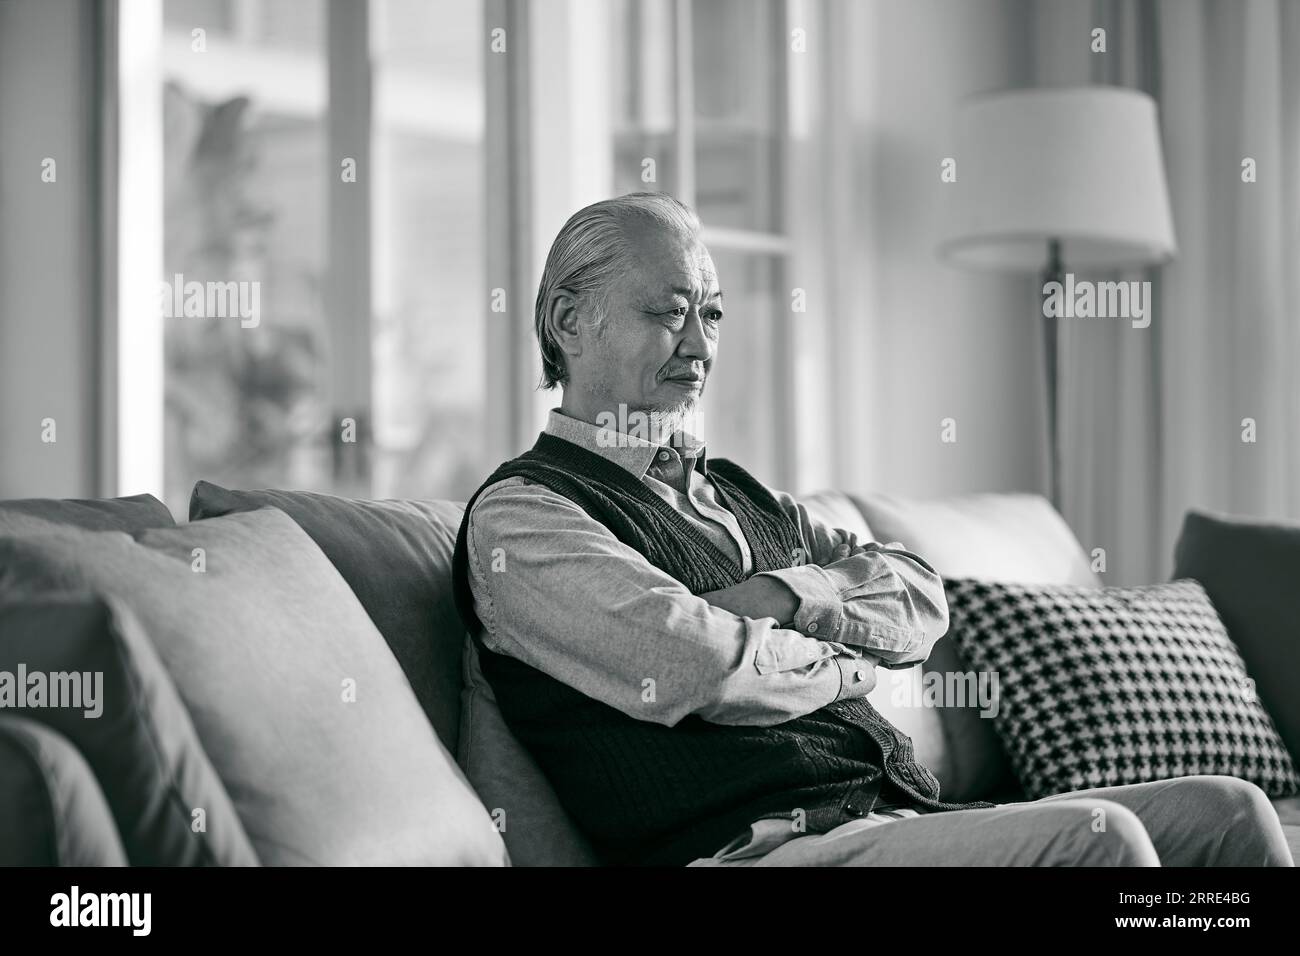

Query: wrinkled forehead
left=620, top=219, right=719, bottom=299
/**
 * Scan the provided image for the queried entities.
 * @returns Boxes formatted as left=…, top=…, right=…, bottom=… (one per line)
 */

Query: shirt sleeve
left=465, top=478, right=879, bottom=728
left=751, top=489, right=950, bottom=668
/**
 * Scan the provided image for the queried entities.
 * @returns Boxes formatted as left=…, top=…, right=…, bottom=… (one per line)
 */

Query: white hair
left=534, top=192, right=701, bottom=390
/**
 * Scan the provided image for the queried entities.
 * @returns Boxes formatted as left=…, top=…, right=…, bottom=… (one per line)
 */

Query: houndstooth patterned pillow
left=944, top=577, right=1300, bottom=800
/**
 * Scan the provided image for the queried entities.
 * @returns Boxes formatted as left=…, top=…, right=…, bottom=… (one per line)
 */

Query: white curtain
left=1057, top=0, right=1300, bottom=584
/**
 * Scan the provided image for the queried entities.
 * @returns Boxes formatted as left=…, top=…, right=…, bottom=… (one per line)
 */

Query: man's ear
left=545, top=287, right=584, bottom=361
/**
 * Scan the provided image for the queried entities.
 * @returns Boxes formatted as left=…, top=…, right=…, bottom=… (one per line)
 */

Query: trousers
left=686, top=775, right=1295, bottom=866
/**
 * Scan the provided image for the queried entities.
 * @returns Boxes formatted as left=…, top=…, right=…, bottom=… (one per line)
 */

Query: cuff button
left=806, top=621, right=818, bottom=633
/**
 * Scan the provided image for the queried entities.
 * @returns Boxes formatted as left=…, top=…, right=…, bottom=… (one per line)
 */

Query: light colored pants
left=686, top=775, right=1295, bottom=866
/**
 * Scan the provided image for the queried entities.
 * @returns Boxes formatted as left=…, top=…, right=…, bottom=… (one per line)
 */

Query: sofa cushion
left=1173, top=510, right=1300, bottom=764
left=0, top=508, right=508, bottom=866
left=189, top=481, right=463, bottom=752
left=798, top=490, right=877, bottom=545
left=852, top=492, right=1099, bottom=587
left=945, top=577, right=1300, bottom=800
left=0, top=593, right=258, bottom=865
left=187, top=482, right=593, bottom=865
left=0, top=715, right=128, bottom=866
left=0, top=493, right=175, bottom=536
left=459, top=637, right=600, bottom=866
left=847, top=492, right=1099, bottom=802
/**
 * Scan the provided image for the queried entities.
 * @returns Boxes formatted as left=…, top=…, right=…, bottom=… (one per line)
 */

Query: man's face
left=574, top=220, right=723, bottom=422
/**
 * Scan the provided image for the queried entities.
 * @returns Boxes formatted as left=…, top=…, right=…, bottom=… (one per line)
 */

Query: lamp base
left=1041, top=238, right=1063, bottom=514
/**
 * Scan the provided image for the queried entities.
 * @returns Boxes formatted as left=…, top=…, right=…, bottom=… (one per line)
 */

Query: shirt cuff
left=754, top=564, right=845, bottom=640
left=832, top=654, right=877, bottom=702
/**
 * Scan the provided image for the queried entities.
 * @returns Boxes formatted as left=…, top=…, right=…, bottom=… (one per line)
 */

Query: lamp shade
left=939, top=86, right=1177, bottom=271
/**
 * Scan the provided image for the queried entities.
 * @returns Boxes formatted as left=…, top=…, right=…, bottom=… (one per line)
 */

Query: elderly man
left=451, top=192, right=1293, bottom=868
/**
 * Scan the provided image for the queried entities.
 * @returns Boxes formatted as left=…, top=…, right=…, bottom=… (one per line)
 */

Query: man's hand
left=821, top=535, right=906, bottom=567
left=823, top=538, right=866, bottom=565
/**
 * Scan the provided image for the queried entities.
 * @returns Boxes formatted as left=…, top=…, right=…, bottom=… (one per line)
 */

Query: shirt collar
left=544, top=408, right=709, bottom=480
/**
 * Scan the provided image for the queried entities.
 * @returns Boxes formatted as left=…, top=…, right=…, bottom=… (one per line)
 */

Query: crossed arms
left=699, top=535, right=901, bottom=632
left=465, top=478, right=949, bottom=728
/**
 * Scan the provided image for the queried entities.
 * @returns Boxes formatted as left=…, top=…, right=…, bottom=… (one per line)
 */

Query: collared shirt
left=463, top=408, right=950, bottom=727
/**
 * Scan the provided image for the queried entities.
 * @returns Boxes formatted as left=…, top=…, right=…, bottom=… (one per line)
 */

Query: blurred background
left=1, top=0, right=1297, bottom=585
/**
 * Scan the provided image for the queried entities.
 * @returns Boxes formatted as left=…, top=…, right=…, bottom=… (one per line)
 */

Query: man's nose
left=677, top=309, right=714, bottom=362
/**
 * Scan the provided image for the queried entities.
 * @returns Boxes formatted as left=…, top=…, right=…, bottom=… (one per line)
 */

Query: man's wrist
left=833, top=655, right=877, bottom=701
left=752, top=572, right=800, bottom=626
left=755, top=565, right=845, bottom=639
left=698, top=573, right=799, bottom=624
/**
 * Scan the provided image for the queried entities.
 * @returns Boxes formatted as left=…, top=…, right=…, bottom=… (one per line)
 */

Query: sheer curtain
left=1054, top=0, right=1300, bottom=584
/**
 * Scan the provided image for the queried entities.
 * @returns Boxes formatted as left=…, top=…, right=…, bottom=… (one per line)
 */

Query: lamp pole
left=1041, top=237, right=1064, bottom=513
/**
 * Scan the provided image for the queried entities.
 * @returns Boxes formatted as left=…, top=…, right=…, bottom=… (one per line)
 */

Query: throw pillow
left=0, top=716, right=129, bottom=866
left=458, top=636, right=601, bottom=866
left=0, top=508, right=509, bottom=866
left=188, top=481, right=463, bottom=752
left=944, top=577, right=1300, bottom=800
left=0, top=592, right=258, bottom=865
left=1173, top=509, right=1300, bottom=764
left=0, top=493, right=175, bottom=536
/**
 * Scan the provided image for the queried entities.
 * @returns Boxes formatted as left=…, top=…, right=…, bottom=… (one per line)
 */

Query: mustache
left=661, top=366, right=707, bottom=381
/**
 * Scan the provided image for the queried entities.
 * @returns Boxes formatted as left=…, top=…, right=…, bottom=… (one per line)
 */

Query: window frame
left=669, top=0, right=799, bottom=492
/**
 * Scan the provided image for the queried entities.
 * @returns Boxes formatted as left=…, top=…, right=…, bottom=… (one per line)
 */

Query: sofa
left=1, top=482, right=1297, bottom=866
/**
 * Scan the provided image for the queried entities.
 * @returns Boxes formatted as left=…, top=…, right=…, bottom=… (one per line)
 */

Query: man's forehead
left=639, top=267, right=721, bottom=300
left=624, top=228, right=720, bottom=297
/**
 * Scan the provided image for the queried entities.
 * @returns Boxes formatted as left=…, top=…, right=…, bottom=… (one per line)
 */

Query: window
left=370, top=0, right=486, bottom=500
left=135, top=0, right=487, bottom=514
left=612, top=0, right=802, bottom=490
left=161, top=0, right=330, bottom=510
left=114, top=0, right=831, bottom=506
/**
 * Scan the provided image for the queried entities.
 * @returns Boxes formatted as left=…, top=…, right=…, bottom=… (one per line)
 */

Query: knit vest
left=451, top=432, right=994, bottom=865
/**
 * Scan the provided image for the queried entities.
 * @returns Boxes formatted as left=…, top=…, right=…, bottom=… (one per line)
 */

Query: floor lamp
left=939, top=87, right=1177, bottom=513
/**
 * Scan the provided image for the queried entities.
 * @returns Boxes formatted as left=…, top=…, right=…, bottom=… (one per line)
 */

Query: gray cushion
left=0, top=508, right=509, bottom=866
left=0, top=593, right=257, bottom=865
left=459, top=636, right=601, bottom=866
left=0, top=493, right=174, bottom=535
left=0, top=715, right=128, bottom=866
left=189, top=481, right=464, bottom=752
left=1174, top=510, right=1300, bottom=764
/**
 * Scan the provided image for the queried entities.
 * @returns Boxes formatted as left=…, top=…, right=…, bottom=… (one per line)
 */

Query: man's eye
left=705, top=310, right=724, bottom=323
left=666, top=307, right=688, bottom=318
